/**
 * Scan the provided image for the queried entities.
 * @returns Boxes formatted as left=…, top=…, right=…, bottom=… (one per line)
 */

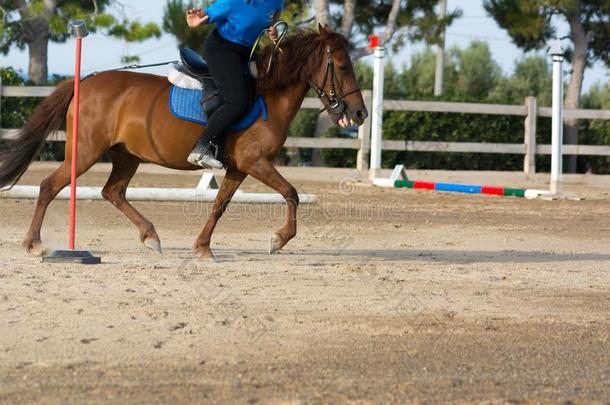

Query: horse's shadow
left=167, top=248, right=610, bottom=265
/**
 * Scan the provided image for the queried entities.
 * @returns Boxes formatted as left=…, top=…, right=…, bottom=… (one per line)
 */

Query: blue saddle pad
left=169, top=85, right=268, bottom=130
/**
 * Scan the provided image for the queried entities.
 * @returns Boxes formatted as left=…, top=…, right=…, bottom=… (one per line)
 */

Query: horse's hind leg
left=101, top=151, right=162, bottom=253
left=23, top=149, right=104, bottom=255
left=194, top=168, right=247, bottom=259
left=23, top=162, right=72, bottom=255
left=246, top=160, right=299, bottom=254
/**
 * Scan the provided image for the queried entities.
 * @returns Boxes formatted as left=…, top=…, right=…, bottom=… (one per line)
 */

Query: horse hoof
left=197, top=250, right=216, bottom=262
left=24, top=240, right=47, bottom=257
left=200, top=253, right=216, bottom=262
left=269, top=234, right=283, bottom=255
left=144, top=238, right=162, bottom=253
left=194, top=244, right=216, bottom=261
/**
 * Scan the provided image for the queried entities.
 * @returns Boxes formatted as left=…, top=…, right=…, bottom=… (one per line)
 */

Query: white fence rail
left=2, top=84, right=610, bottom=174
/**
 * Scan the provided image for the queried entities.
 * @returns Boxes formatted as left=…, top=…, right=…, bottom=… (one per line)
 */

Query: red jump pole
left=42, top=20, right=101, bottom=265
left=69, top=36, right=83, bottom=250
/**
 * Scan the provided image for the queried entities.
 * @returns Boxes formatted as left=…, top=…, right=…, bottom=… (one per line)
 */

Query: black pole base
left=42, top=250, right=101, bottom=265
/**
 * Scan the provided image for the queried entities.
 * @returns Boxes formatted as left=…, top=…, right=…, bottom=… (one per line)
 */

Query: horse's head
left=257, top=26, right=368, bottom=127
left=309, top=24, right=368, bottom=128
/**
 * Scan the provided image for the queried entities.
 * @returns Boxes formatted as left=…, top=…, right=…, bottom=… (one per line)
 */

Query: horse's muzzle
left=352, top=108, right=368, bottom=126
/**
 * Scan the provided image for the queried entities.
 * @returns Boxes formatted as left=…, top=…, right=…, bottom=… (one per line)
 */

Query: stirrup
left=187, top=153, right=223, bottom=169
left=187, top=143, right=223, bottom=169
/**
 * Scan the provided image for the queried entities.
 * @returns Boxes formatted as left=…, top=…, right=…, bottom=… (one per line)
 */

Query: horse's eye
left=338, top=64, right=348, bottom=72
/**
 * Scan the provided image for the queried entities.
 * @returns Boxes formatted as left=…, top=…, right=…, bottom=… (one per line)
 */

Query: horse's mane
left=256, top=29, right=349, bottom=94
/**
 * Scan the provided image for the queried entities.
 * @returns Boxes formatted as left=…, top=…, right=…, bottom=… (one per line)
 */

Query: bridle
left=308, top=47, right=361, bottom=116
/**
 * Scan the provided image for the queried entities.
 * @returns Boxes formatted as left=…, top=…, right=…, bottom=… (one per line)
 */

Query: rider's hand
left=186, top=8, right=208, bottom=28
left=268, top=26, right=279, bottom=43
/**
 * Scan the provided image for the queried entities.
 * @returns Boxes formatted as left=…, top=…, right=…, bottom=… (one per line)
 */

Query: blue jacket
left=206, top=0, right=284, bottom=47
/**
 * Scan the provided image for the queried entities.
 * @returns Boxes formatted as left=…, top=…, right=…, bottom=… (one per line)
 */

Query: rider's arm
left=206, top=0, right=233, bottom=23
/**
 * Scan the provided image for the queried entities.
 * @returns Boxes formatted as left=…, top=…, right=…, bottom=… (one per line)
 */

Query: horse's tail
left=0, top=80, right=74, bottom=189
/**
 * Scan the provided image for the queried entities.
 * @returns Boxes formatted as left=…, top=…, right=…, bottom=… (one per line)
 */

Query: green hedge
left=1, top=67, right=67, bottom=161
left=381, top=110, right=552, bottom=172
left=309, top=109, right=555, bottom=172
left=298, top=108, right=610, bottom=174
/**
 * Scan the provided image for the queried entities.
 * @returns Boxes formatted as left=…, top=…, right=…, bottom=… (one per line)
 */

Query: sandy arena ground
left=0, top=163, right=609, bottom=404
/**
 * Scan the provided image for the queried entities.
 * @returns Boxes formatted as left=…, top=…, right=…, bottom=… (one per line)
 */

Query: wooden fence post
left=357, top=89, right=373, bottom=174
left=524, top=96, right=537, bottom=176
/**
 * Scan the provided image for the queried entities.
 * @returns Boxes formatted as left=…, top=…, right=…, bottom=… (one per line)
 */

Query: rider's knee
left=225, top=96, right=249, bottom=116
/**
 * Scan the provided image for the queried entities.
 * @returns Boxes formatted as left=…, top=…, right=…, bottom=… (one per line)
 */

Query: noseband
left=308, top=47, right=361, bottom=116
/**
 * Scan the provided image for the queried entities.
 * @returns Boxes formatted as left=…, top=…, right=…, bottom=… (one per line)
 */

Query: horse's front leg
left=246, top=160, right=299, bottom=254
left=194, top=168, right=247, bottom=259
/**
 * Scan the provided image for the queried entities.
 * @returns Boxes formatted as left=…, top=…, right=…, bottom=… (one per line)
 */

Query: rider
left=186, top=0, right=284, bottom=169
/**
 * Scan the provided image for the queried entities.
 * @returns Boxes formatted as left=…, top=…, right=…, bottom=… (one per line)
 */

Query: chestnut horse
left=0, top=26, right=367, bottom=259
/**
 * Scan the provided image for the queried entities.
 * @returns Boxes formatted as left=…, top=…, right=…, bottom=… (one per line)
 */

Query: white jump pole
left=1, top=186, right=317, bottom=204
left=549, top=40, right=564, bottom=195
left=1, top=173, right=317, bottom=204
left=369, top=36, right=385, bottom=181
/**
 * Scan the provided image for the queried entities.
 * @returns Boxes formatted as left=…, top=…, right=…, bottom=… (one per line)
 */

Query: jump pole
left=368, top=35, right=384, bottom=181
left=42, top=20, right=101, bottom=265
left=373, top=165, right=551, bottom=199
left=2, top=171, right=318, bottom=204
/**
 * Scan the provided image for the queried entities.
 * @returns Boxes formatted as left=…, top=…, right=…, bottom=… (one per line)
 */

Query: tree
left=582, top=81, right=610, bottom=110
left=163, top=0, right=213, bottom=54
left=398, top=47, right=458, bottom=99
left=456, top=41, right=502, bottom=100
left=306, top=1, right=462, bottom=59
left=484, top=0, right=610, bottom=172
left=163, top=0, right=308, bottom=53
left=339, top=0, right=356, bottom=37
left=0, top=1, right=161, bottom=84
left=313, top=0, right=331, bottom=27
left=330, top=0, right=461, bottom=53
left=395, top=42, right=503, bottom=101
left=490, top=56, right=553, bottom=106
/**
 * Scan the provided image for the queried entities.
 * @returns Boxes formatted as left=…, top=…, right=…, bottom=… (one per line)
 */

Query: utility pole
left=434, top=0, right=447, bottom=97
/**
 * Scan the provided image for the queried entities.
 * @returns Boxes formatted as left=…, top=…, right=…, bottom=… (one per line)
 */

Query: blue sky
left=2, top=0, right=608, bottom=91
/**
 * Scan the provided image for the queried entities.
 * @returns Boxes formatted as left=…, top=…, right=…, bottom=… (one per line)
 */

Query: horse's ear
left=319, top=23, right=330, bottom=39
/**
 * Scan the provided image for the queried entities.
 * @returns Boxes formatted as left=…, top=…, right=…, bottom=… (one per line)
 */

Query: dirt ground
left=0, top=164, right=609, bottom=404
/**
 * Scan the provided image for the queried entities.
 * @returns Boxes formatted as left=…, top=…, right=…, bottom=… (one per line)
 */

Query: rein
left=249, top=20, right=289, bottom=80
left=84, top=60, right=179, bottom=81
left=308, top=47, right=360, bottom=116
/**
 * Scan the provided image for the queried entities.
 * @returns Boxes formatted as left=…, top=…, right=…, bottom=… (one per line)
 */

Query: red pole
left=368, top=35, right=379, bottom=49
left=69, top=37, right=82, bottom=250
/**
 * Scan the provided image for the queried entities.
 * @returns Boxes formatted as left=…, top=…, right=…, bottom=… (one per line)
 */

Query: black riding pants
left=200, top=29, right=253, bottom=145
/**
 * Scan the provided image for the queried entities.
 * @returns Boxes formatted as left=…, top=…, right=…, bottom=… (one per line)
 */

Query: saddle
left=178, top=48, right=225, bottom=116
left=168, top=49, right=266, bottom=164
left=168, top=48, right=267, bottom=130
